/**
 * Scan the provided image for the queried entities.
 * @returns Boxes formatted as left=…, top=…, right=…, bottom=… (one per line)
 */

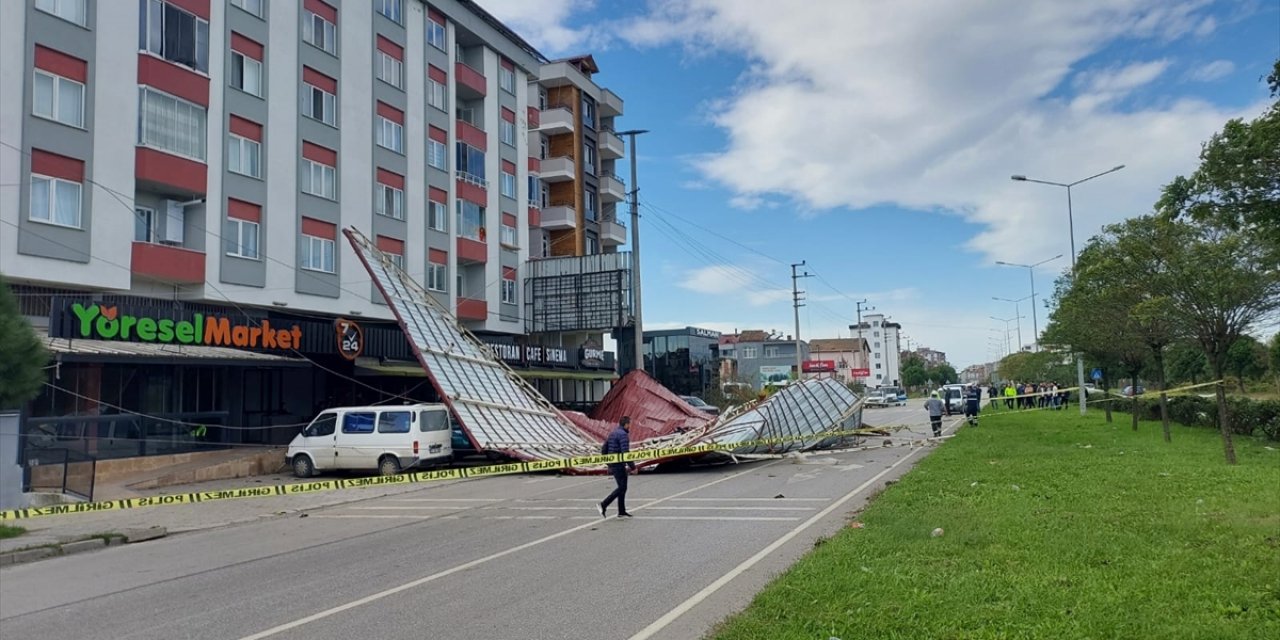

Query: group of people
left=924, top=384, right=983, bottom=437
left=988, top=381, right=1069, bottom=410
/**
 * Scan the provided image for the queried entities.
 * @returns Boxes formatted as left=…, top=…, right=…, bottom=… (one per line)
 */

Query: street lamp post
left=1012, top=165, right=1125, bottom=415
left=617, top=129, right=649, bottom=375
left=996, top=254, right=1062, bottom=352
left=993, top=294, right=1033, bottom=352
left=990, top=316, right=1021, bottom=355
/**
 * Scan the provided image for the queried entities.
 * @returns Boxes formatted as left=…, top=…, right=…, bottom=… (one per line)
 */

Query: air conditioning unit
left=163, top=199, right=185, bottom=244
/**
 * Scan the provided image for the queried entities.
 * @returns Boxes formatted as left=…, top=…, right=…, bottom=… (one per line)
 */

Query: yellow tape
left=0, top=424, right=909, bottom=521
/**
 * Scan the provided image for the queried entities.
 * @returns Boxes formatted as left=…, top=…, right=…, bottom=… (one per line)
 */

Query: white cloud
left=615, top=0, right=1264, bottom=269
left=480, top=0, right=599, bottom=55
left=1187, top=59, right=1236, bottom=82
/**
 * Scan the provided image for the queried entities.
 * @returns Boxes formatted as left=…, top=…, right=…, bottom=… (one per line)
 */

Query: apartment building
left=850, top=313, right=902, bottom=387
left=909, top=347, right=947, bottom=366
left=0, top=0, right=630, bottom=461
left=718, top=330, right=810, bottom=392
left=806, top=338, right=871, bottom=386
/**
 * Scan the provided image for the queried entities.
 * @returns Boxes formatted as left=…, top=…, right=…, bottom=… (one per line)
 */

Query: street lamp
left=996, top=254, right=1062, bottom=352
left=990, top=315, right=1021, bottom=355
left=992, top=294, right=1033, bottom=352
left=617, top=129, right=649, bottom=374
left=1012, top=164, right=1125, bottom=415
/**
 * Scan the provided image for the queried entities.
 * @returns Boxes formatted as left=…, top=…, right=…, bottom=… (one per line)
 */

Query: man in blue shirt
left=598, top=416, right=636, bottom=518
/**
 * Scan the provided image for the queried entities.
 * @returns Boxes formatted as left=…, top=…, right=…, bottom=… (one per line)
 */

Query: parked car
left=1121, top=385, right=1146, bottom=397
left=680, top=395, right=720, bottom=416
left=287, top=404, right=453, bottom=478
left=940, top=384, right=968, bottom=412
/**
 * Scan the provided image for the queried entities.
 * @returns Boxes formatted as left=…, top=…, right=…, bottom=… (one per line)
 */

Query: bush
left=1111, top=391, right=1280, bottom=441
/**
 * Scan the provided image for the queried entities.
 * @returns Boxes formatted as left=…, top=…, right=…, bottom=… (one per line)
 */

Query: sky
left=484, top=0, right=1279, bottom=370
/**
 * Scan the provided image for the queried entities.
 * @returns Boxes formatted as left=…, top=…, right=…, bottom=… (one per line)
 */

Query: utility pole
left=618, top=129, right=648, bottom=374
left=791, top=261, right=812, bottom=376
left=851, top=299, right=871, bottom=384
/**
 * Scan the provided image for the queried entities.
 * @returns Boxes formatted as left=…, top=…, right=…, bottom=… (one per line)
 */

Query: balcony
left=601, top=219, right=627, bottom=246
left=600, top=129, right=624, bottom=159
left=601, top=173, right=626, bottom=203
left=540, top=156, right=574, bottom=182
left=528, top=206, right=541, bottom=228
left=538, top=60, right=595, bottom=92
left=455, top=171, right=488, bottom=204
left=541, top=205, right=577, bottom=231
left=131, top=241, right=205, bottom=284
left=457, top=297, right=487, bottom=321
left=600, top=88, right=624, bottom=117
left=455, top=61, right=487, bottom=99
left=538, top=106, right=574, bottom=135
left=457, top=237, right=487, bottom=264
left=526, top=106, right=540, bottom=129
left=135, top=147, right=206, bottom=196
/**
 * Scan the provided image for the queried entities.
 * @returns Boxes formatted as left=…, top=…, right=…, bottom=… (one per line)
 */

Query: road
left=1, top=404, right=952, bottom=640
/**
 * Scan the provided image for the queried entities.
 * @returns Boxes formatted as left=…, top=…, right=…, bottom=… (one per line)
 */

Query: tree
left=930, top=363, right=959, bottom=385
left=0, top=277, right=49, bottom=409
left=1157, top=59, right=1280, bottom=251
left=1270, top=333, right=1280, bottom=394
left=1166, top=341, right=1208, bottom=385
left=900, top=354, right=929, bottom=389
left=1225, top=335, right=1269, bottom=393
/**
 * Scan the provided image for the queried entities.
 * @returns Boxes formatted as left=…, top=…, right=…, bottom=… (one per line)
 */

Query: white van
left=287, top=404, right=453, bottom=478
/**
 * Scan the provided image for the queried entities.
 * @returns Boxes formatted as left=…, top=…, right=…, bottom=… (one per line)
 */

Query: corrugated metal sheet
left=589, top=371, right=713, bottom=441
left=43, top=337, right=304, bottom=363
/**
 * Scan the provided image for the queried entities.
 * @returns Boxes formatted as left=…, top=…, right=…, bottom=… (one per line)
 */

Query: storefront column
left=75, top=364, right=102, bottom=456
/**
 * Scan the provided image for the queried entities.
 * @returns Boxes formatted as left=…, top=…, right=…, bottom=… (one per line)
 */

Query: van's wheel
left=378, top=456, right=401, bottom=476
left=292, top=455, right=314, bottom=478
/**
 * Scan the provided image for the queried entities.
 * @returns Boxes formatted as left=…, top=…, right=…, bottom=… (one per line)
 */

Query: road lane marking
left=566, top=516, right=800, bottom=522
left=628, top=417, right=964, bottom=640
left=237, top=460, right=784, bottom=640
left=385, top=498, right=504, bottom=502
left=310, top=515, right=433, bottom=520
left=611, top=506, right=814, bottom=511
left=350, top=506, right=467, bottom=510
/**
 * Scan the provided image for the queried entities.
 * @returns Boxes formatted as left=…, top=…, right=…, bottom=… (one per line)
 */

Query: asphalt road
left=1, top=403, right=955, bottom=640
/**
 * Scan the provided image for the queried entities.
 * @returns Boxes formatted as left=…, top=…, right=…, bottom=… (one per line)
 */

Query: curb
left=0, top=527, right=167, bottom=568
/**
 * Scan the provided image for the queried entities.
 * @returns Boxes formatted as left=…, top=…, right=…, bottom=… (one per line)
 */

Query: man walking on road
left=598, top=416, right=636, bottom=518
left=924, top=392, right=945, bottom=438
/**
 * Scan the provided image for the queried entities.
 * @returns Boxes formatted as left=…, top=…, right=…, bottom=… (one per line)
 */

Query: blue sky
left=486, top=0, right=1279, bottom=369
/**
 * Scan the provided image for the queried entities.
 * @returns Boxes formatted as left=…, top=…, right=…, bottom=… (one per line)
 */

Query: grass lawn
left=711, top=410, right=1280, bottom=640
left=0, top=525, right=26, bottom=540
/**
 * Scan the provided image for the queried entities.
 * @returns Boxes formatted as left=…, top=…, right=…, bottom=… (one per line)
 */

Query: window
left=873, top=321, right=880, bottom=327
left=428, top=77, right=446, bottom=110
left=873, top=331, right=880, bottom=337
left=584, top=189, right=597, bottom=221
left=32, top=70, right=84, bottom=128
left=876, top=363, right=882, bottom=370
left=375, top=0, right=402, bottom=23
left=539, top=135, right=549, bottom=159
left=376, top=117, right=404, bottom=152
left=303, top=413, right=337, bottom=437
left=456, top=273, right=465, bottom=298
left=227, top=134, right=261, bottom=178
left=377, top=51, right=402, bottom=89
left=427, top=261, right=447, bottom=292
left=302, top=84, right=336, bottom=126
left=230, top=0, right=262, bottom=17
left=764, top=346, right=780, bottom=358
left=377, top=183, right=404, bottom=219
left=501, top=278, right=516, bottom=304
left=135, top=207, right=155, bottom=242
left=499, top=66, right=515, bottom=93
left=583, top=143, right=596, bottom=175
left=341, top=412, right=375, bottom=434
left=138, top=87, right=207, bottom=160
left=539, top=182, right=550, bottom=209
left=35, top=0, right=87, bottom=25
left=29, top=175, right=82, bottom=228
left=500, top=223, right=516, bottom=247
left=540, top=233, right=549, bottom=257
left=301, top=234, right=335, bottom=272
left=428, top=139, right=447, bottom=169
left=500, top=171, right=516, bottom=198
left=874, top=341, right=880, bottom=348
left=455, top=142, right=485, bottom=182
left=302, top=159, right=336, bottom=199
left=389, top=252, right=405, bottom=271
left=581, top=95, right=596, bottom=128
left=429, top=201, right=447, bottom=231
left=427, top=17, right=446, bottom=50
left=875, top=352, right=882, bottom=359
left=538, top=86, right=548, bottom=110
left=456, top=200, right=484, bottom=241
left=304, top=11, right=337, bottom=55
left=139, top=0, right=210, bottom=73
left=500, top=120, right=515, bottom=146
left=224, top=218, right=259, bottom=258
left=420, top=410, right=448, bottom=432
left=230, top=51, right=262, bottom=96
left=741, top=346, right=757, bottom=359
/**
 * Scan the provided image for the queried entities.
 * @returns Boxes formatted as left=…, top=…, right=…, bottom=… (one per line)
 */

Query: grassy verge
left=711, top=410, right=1280, bottom=640
left=0, top=525, right=26, bottom=540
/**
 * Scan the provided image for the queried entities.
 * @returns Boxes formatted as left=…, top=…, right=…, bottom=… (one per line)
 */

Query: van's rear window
left=342, top=412, right=376, bottom=433
left=420, top=410, right=448, bottom=432
left=378, top=411, right=412, bottom=433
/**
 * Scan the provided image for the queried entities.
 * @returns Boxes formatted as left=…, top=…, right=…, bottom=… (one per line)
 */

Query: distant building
left=910, top=347, right=947, bottom=366
left=961, top=362, right=999, bottom=384
left=643, top=327, right=721, bottom=396
left=718, top=330, right=809, bottom=391
left=807, top=338, right=871, bottom=386
left=849, top=314, right=901, bottom=387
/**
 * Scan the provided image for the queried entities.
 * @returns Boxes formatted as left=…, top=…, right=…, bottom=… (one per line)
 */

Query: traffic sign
left=1091, top=368, right=1103, bottom=381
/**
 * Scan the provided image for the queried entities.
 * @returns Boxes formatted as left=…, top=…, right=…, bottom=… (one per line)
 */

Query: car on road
left=1121, top=385, right=1146, bottom=397
left=940, top=384, right=968, bottom=412
left=288, top=404, right=453, bottom=478
left=680, top=395, right=720, bottom=416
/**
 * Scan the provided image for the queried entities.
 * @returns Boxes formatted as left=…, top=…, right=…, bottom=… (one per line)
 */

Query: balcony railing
left=455, top=170, right=488, bottom=190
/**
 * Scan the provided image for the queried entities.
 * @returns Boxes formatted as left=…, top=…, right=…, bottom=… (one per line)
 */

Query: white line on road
left=511, top=497, right=831, bottom=503
left=628, top=418, right=962, bottom=640
left=385, top=498, right=504, bottom=502
left=237, top=460, right=784, bottom=640
left=612, top=506, right=815, bottom=511
left=310, top=515, right=434, bottom=520
left=566, top=516, right=800, bottom=522
left=349, top=506, right=467, bottom=510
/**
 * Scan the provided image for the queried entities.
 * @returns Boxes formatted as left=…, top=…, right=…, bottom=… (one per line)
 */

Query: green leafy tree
left=1225, top=335, right=1269, bottom=393
left=0, top=277, right=49, bottom=409
left=929, top=363, right=959, bottom=385
left=1270, top=333, right=1280, bottom=395
left=900, top=354, right=928, bottom=390
left=1166, top=341, right=1208, bottom=385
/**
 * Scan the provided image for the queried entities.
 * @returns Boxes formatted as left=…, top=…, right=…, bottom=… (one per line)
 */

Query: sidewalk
left=1, top=472, right=467, bottom=556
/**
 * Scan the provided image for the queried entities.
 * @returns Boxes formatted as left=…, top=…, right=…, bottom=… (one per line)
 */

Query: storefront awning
left=518, top=368, right=618, bottom=382
left=355, top=358, right=617, bottom=382
left=43, top=337, right=309, bottom=366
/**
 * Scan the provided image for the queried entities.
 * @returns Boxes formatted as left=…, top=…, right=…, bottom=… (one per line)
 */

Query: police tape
left=0, top=425, right=908, bottom=521
left=977, top=380, right=1224, bottom=416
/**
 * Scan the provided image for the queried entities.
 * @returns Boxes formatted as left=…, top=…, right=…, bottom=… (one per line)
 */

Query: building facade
left=911, top=347, right=947, bottom=366
left=643, top=326, right=720, bottom=397
left=718, top=330, right=810, bottom=391
left=850, top=313, right=901, bottom=387
left=806, top=338, right=870, bottom=386
left=0, top=0, right=630, bottom=461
